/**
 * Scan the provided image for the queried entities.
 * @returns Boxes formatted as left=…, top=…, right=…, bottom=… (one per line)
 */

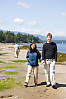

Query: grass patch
left=0, top=79, right=14, bottom=91
left=56, top=62, right=66, bottom=65
left=0, top=66, right=18, bottom=69
left=56, top=62, right=62, bottom=65
left=5, top=71, right=19, bottom=75
left=0, top=60, right=6, bottom=63
left=57, top=52, right=66, bottom=62
left=0, top=78, right=22, bottom=91
left=10, top=60, right=28, bottom=63
left=19, top=45, right=29, bottom=50
left=38, top=61, right=41, bottom=63
left=10, top=52, right=66, bottom=63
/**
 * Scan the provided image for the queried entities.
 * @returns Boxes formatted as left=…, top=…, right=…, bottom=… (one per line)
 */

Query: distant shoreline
left=0, top=42, right=66, bottom=54
left=0, top=43, right=66, bottom=62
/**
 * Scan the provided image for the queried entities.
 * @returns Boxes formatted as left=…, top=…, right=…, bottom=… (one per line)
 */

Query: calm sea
left=22, top=40, right=66, bottom=53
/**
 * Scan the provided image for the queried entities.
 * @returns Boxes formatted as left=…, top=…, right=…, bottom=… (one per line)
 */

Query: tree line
left=0, top=31, right=42, bottom=43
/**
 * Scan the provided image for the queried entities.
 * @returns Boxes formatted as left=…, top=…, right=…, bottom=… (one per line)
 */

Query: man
left=14, top=42, right=20, bottom=58
left=42, top=33, right=57, bottom=89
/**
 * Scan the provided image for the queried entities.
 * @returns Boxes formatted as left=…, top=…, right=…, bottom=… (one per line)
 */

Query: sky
left=0, top=0, right=66, bottom=36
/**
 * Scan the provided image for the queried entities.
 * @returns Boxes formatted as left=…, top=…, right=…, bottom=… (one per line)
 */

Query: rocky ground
left=0, top=43, right=66, bottom=99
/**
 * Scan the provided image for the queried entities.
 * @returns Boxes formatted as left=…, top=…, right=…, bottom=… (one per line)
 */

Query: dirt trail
left=0, top=43, right=66, bottom=99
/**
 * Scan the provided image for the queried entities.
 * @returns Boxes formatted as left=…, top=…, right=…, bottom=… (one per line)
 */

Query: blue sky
left=0, top=0, right=66, bottom=36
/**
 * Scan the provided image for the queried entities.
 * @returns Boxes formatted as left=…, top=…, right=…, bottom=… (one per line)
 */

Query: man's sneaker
left=24, top=82, right=28, bottom=87
left=35, top=83, right=37, bottom=87
left=46, top=84, right=51, bottom=87
left=52, top=85, right=57, bottom=89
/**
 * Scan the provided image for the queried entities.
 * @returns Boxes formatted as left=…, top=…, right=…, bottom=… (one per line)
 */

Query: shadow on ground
left=29, top=82, right=46, bottom=87
left=29, top=82, right=66, bottom=89
left=56, top=83, right=66, bottom=88
left=0, top=53, right=9, bottom=56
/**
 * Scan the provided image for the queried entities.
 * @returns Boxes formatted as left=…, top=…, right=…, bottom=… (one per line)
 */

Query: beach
left=0, top=43, right=66, bottom=99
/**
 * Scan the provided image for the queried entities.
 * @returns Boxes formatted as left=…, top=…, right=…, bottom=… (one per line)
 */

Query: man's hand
left=41, top=60, right=45, bottom=64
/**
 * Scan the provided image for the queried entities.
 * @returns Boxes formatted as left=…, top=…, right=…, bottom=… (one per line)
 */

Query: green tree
left=0, top=30, right=43, bottom=43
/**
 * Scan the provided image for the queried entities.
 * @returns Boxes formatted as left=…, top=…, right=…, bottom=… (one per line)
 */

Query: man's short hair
left=47, top=33, right=52, bottom=38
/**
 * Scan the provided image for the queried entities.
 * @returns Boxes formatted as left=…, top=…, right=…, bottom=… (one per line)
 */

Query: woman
left=24, top=42, right=41, bottom=87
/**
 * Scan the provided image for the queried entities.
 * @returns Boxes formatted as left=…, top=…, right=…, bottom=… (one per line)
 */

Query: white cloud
left=34, top=29, right=40, bottom=32
left=61, top=12, right=66, bottom=16
left=34, top=30, right=40, bottom=34
left=58, top=26, right=64, bottom=28
left=53, top=31, right=65, bottom=36
left=0, top=19, right=4, bottom=24
left=0, top=27, right=17, bottom=32
left=13, top=18, right=24, bottom=24
left=28, top=21, right=38, bottom=26
left=17, top=28, right=41, bottom=34
left=42, top=31, right=66, bottom=36
left=17, top=1, right=31, bottom=8
left=18, top=28, right=31, bottom=33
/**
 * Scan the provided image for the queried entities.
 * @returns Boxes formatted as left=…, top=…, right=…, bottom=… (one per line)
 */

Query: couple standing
left=24, top=33, right=57, bottom=89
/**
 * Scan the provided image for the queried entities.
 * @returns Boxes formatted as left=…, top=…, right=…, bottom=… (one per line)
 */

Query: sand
left=0, top=43, right=66, bottom=99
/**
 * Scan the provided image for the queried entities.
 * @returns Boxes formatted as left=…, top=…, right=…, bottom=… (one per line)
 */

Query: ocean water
left=22, top=41, right=66, bottom=53
left=57, top=43, right=66, bottom=53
